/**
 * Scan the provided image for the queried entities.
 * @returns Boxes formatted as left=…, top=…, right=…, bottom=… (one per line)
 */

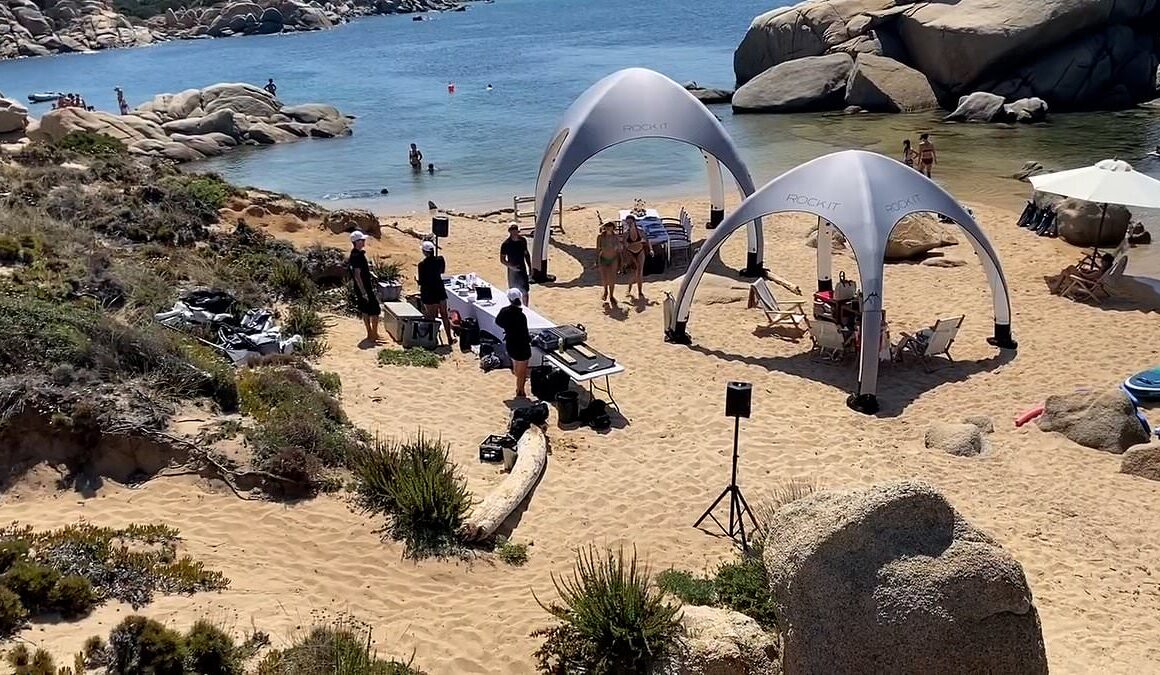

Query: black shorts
left=506, top=342, right=532, bottom=362
left=357, top=294, right=381, bottom=317
left=420, top=285, right=448, bottom=306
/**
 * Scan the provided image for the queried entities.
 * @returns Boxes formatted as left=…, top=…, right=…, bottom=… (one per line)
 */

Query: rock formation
left=1032, top=191, right=1132, bottom=248
left=28, top=82, right=352, bottom=162
left=655, top=605, right=780, bottom=675
left=924, top=421, right=986, bottom=456
left=762, top=481, right=1048, bottom=674
left=844, top=53, right=938, bottom=112
left=884, top=214, right=957, bottom=260
left=1037, top=388, right=1150, bottom=454
left=0, top=0, right=472, bottom=60
left=1121, top=441, right=1160, bottom=481
left=733, top=53, right=853, bottom=113
left=736, top=0, right=1160, bottom=114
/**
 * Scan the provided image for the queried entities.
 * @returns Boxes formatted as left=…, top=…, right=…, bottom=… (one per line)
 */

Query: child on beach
left=902, top=139, right=917, bottom=168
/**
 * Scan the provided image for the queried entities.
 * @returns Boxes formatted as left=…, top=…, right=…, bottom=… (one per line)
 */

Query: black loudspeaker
left=725, top=381, right=752, bottom=419
left=432, top=216, right=449, bottom=237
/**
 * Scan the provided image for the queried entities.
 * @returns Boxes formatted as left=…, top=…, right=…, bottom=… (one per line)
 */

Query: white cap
left=507, top=287, right=523, bottom=302
left=350, top=230, right=369, bottom=243
left=421, top=240, right=435, bottom=253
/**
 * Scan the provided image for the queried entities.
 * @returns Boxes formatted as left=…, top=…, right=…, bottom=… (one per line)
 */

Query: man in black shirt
left=496, top=287, right=532, bottom=398
left=500, top=223, right=531, bottom=305
left=417, top=240, right=453, bottom=344
left=347, top=230, right=381, bottom=343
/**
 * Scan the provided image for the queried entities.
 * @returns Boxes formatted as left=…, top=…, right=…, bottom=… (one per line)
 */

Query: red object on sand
left=1014, top=405, right=1045, bottom=427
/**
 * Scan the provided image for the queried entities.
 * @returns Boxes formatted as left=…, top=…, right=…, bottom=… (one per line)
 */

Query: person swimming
left=427, top=163, right=435, bottom=174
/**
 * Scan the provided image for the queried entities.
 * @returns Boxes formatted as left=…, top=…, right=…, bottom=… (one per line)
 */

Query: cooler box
left=383, top=302, right=438, bottom=348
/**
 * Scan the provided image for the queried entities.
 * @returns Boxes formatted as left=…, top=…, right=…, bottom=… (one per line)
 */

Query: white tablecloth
left=444, top=273, right=554, bottom=340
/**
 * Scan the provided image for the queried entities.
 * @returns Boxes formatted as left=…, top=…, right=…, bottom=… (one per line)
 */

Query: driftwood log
left=462, top=425, right=548, bottom=542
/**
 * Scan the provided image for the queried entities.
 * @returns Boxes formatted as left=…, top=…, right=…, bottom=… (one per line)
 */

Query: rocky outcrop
left=733, top=53, right=853, bottom=113
left=844, top=53, right=937, bottom=112
left=735, top=0, right=1160, bottom=113
left=885, top=214, right=958, bottom=260
left=0, top=97, right=29, bottom=133
left=763, top=481, right=1048, bottom=675
left=321, top=208, right=379, bottom=237
left=947, top=92, right=1049, bottom=123
left=1, top=0, right=473, bottom=60
left=1121, top=441, right=1160, bottom=481
left=925, top=421, right=986, bottom=457
left=1034, top=195, right=1133, bottom=248
left=655, top=605, right=780, bottom=675
left=683, top=82, right=734, bottom=105
left=1037, top=388, right=1150, bottom=454
left=29, top=82, right=352, bottom=162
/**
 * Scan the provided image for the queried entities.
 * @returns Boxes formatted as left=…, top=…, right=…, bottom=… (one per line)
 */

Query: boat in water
left=27, top=92, right=64, bottom=103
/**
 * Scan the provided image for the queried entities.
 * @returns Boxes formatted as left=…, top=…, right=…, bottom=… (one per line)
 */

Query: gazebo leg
left=987, top=323, right=1018, bottom=350
left=666, top=321, right=692, bottom=345
left=531, top=262, right=555, bottom=284
left=846, top=393, right=879, bottom=414
left=740, top=251, right=764, bottom=278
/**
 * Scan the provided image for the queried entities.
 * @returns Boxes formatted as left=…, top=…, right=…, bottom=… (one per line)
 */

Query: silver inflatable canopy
left=669, top=150, right=1017, bottom=414
left=531, top=68, right=764, bottom=281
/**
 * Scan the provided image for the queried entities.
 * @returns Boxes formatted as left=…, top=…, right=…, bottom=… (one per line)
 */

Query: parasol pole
left=1092, top=202, right=1108, bottom=260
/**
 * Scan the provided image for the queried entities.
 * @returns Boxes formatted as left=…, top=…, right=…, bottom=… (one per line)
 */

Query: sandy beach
left=3, top=193, right=1160, bottom=673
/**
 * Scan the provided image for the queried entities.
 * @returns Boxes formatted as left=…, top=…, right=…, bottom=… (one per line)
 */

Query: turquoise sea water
left=2, top=0, right=1159, bottom=222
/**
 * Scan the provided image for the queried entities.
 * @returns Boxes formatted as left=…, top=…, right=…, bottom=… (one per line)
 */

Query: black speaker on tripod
left=432, top=216, right=449, bottom=256
left=696, top=381, right=758, bottom=550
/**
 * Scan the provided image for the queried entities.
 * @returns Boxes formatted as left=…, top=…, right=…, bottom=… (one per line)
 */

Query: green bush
left=55, top=131, right=126, bottom=158
left=495, top=537, right=530, bottom=567
left=2, top=561, right=61, bottom=613
left=269, top=260, right=317, bottom=301
left=48, top=575, right=97, bottom=619
left=377, top=348, right=440, bottom=369
left=350, top=435, right=406, bottom=515
left=0, top=586, right=28, bottom=637
left=0, top=540, right=30, bottom=572
left=712, top=553, right=778, bottom=631
left=182, top=175, right=233, bottom=211
left=108, top=615, right=187, bottom=675
left=284, top=304, right=327, bottom=339
left=383, top=434, right=471, bottom=558
left=314, top=370, right=342, bottom=394
left=6, top=644, right=56, bottom=675
left=656, top=568, right=717, bottom=606
left=255, top=619, right=421, bottom=675
left=532, top=546, right=681, bottom=674
left=185, top=619, right=241, bottom=675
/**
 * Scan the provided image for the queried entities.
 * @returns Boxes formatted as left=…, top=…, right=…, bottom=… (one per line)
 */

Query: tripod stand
left=694, top=416, right=757, bottom=550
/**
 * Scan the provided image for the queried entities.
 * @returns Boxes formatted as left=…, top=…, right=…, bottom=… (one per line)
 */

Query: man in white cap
left=417, top=239, right=453, bottom=344
left=347, top=230, right=381, bottom=343
left=500, top=222, right=531, bottom=305
left=496, top=286, right=532, bottom=397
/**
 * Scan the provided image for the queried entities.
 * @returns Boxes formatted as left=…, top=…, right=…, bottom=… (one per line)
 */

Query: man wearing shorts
left=417, top=240, right=454, bottom=344
left=347, top=230, right=381, bottom=343
left=500, top=223, right=531, bottom=305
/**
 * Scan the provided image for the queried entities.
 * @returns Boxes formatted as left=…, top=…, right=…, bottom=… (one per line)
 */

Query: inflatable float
left=1124, top=367, right=1160, bottom=401
left=27, top=92, right=64, bottom=103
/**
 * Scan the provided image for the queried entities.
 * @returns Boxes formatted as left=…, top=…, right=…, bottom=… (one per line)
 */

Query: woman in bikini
left=622, top=215, right=652, bottom=298
left=596, top=221, right=621, bottom=307
left=918, top=133, right=936, bottom=178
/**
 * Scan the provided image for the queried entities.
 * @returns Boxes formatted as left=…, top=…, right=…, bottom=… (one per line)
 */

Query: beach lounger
left=808, top=319, right=850, bottom=361
left=896, top=315, right=964, bottom=371
left=749, top=278, right=807, bottom=331
left=1060, top=255, right=1126, bottom=303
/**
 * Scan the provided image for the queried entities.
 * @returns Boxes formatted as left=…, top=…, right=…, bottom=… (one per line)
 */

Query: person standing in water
left=902, top=139, right=917, bottom=169
left=264, top=79, right=277, bottom=96
left=409, top=143, right=423, bottom=171
left=918, top=133, right=937, bottom=178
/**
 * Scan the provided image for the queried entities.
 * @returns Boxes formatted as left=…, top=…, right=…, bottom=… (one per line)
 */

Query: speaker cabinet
left=432, top=216, right=449, bottom=237
left=725, top=381, right=752, bottom=418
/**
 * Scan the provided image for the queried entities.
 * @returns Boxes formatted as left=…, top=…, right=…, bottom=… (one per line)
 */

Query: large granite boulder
left=683, top=82, right=734, bottom=104
left=945, top=91, right=1006, bottom=122
left=0, top=97, right=29, bottom=134
left=161, top=109, right=241, bottom=138
left=733, top=0, right=898, bottom=86
left=168, top=132, right=231, bottom=156
left=892, top=0, right=1159, bottom=94
left=245, top=121, right=298, bottom=144
left=30, top=108, right=167, bottom=145
left=205, top=0, right=262, bottom=36
left=924, top=422, right=985, bottom=457
left=655, top=605, right=780, bottom=675
left=733, top=53, right=853, bottom=113
left=1053, top=197, right=1132, bottom=248
left=1002, top=97, right=1049, bottom=123
left=280, top=103, right=342, bottom=124
left=1037, top=388, right=1149, bottom=453
left=200, top=82, right=281, bottom=118
left=763, top=481, right=1047, bottom=674
left=885, top=214, right=958, bottom=260
left=322, top=208, right=380, bottom=236
left=844, top=53, right=938, bottom=112
left=1121, top=441, right=1160, bottom=481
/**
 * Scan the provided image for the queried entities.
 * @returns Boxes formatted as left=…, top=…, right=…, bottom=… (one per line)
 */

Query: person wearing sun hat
left=495, top=287, right=532, bottom=398
left=417, top=239, right=453, bottom=345
left=347, top=230, right=381, bottom=343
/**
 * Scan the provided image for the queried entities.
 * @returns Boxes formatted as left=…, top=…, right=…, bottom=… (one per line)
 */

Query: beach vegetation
left=255, top=616, right=422, bottom=674
left=531, top=545, right=682, bottom=674
left=377, top=348, right=441, bottom=368
left=107, top=615, right=187, bottom=675
left=185, top=619, right=242, bottom=675
left=54, top=131, right=127, bottom=158
left=5, top=643, right=56, bottom=675
left=376, top=259, right=403, bottom=284
left=655, top=568, right=716, bottom=606
left=0, top=586, right=28, bottom=636
left=655, top=552, right=777, bottom=631
left=495, top=537, right=530, bottom=567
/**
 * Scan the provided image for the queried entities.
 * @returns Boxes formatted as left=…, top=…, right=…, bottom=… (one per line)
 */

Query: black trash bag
left=180, top=289, right=236, bottom=314
left=515, top=401, right=549, bottom=425
left=508, top=417, right=531, bottom=441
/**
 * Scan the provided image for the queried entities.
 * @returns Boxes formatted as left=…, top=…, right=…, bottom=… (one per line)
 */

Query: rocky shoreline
left=733, top=0, right=1160, bottom=118
left=0, top=0, right=474, bottom=60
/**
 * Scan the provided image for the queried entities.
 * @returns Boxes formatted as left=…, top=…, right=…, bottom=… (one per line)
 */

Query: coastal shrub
left=0, top=522, right=228, bottom=611
left=656, top=568, right=717, bottom=606
left=108, top=615, right=187, bottom=675
left=383, top=434, right=472, bottom=558
left=55, top=131, right=126, bottom=158
left=350, top=435, right=406, bottom=515
left=82, top=636, right=108, bottom=668
left=185, top=619, right=241, bottom=675
left=5, top=644, right=56, bottom=675
left=313, top=370, right=342, bottom=394
left=269, top=260, right=317, bottom=300
left=532, top=545, right=681, bottom=674
left=495, top=537, right=530, bottom=567
left=712, top=553, right=778, bottom=630
left=0, top=586, right=28, bottom=637
left=255, top=618, right=422, bottom=675
left=284, top=303, right=327, bottom=339
left=47, top=575, right=97, bottom=619
left=377, top=348, right=440, bottom=369
left=2, top=560, right=61, bottom=613
left=0, top=540, right=30, bottom=572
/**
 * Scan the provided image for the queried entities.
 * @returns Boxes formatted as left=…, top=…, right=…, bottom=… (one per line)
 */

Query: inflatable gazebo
left=668, top=150, right=1018, bottom=414
left=530, top=67, right=765, bottom=282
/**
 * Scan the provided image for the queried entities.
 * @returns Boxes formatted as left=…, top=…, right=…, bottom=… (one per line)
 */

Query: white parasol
left=1030, top=159, right=1160, bottom=254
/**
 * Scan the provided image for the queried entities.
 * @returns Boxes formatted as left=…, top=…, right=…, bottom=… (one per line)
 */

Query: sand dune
left=4, top=197, right=1160, bottom=673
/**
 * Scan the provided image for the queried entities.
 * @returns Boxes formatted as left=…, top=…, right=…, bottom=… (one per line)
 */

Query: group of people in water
left=596, top=214, right=653, bottom=307
left=409, top=142, right=437, bottom=174
left=902, top=133, right=937, bottom=177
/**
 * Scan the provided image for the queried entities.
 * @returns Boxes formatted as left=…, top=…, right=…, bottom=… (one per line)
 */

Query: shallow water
left=4, top=0, right=1160, bottom=266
